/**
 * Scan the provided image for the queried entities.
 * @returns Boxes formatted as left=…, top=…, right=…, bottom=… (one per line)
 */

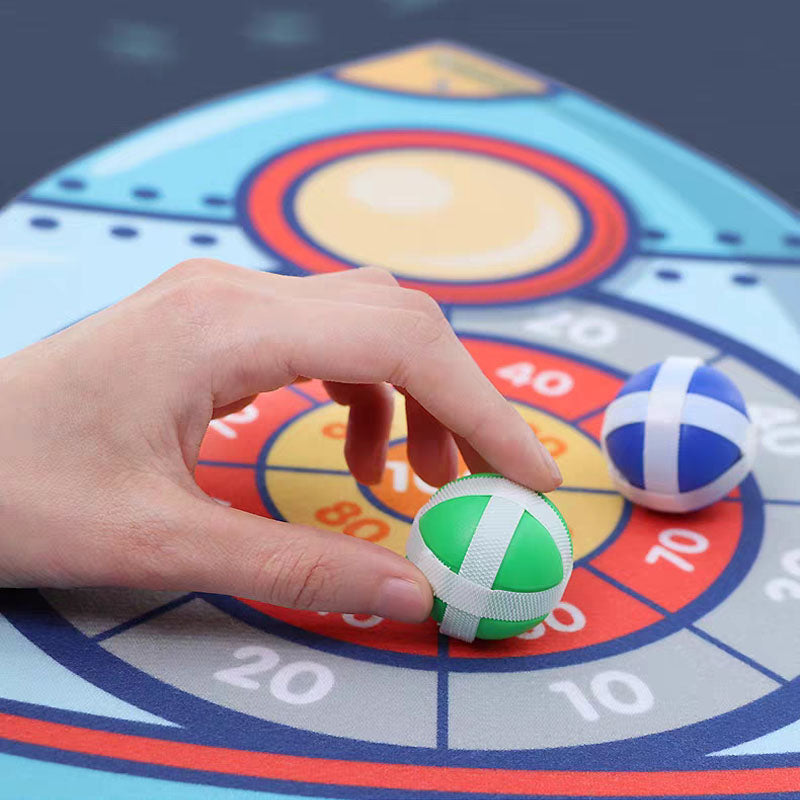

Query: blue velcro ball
left=601, top=357, right=756, bottom=512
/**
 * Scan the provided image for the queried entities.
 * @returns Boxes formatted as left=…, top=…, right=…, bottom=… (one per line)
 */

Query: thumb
left=157, top=493, right=433, bottom=623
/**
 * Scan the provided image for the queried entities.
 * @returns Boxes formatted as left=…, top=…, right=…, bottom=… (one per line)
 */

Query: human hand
left=0, top=260, right=561, bottom=622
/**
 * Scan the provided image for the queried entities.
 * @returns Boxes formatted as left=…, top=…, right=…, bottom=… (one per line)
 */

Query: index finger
left=219, top=289, right=562, bottom=492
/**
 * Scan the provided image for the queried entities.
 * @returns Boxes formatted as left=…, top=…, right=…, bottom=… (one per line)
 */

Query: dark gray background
left=1, top=0, right=798, bottom=208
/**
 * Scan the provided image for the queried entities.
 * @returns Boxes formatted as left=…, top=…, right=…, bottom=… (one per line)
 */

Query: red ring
left=3, top=712, right=799, bottom=796
left=244, top=130, right=630, bottom=304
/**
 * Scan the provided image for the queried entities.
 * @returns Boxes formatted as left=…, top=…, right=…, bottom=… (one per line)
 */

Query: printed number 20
left=214, top=646, right=334, bottom=705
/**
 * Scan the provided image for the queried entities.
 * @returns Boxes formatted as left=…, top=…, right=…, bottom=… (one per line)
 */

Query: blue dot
left=732, top=273, right=758, bottom=286
left=30, top=216, right=59, bottom=229
left=202, top=195, right=229, bottom=207
left=58, top=177, right=85, bottom=191
left=656, top=268, right=682, bottom=281
left=717, top=231, right=742, bottom=244
left=784, top=234, right=800, bottom=248
left=132, top=187, right=160, bottom=200
left=643, top=228, right=667, bottom=240
left=191, top=234, right=217, bottom=246
left=110, top=226, right=138, bottom=238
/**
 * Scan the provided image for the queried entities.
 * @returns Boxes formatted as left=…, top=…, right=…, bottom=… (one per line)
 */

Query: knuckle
left=400, top=288, right=442, bottom=319
left=355, top=266, right=398, bottom=286
left=163, top=284, right=218, bottom=340
left=389, top=309, right=451, bottom=388
left=159, top=258, right=226, bottom=290
left=164, top=258, right=227, bottom=280
left=156, top=262, right=237, bottom=333
left=290, top=555, right=333, bottom=609
left=250, top=542, right=336, bottom=610
left=404, top=306, right=451, bottom=349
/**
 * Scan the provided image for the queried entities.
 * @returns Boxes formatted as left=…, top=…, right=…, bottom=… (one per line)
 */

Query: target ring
left=240, top=130, right=631, bottom=304
left=194, top=336, right=754, bottom=672
left=259, top=398, right=623, bottom=562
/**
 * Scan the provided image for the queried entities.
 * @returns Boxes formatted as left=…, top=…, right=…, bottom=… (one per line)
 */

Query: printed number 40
left=496, top=362, right=574, bottom=397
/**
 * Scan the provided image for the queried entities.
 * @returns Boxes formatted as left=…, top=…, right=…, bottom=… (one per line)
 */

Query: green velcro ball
left=406, top=473, right=573, bottom=643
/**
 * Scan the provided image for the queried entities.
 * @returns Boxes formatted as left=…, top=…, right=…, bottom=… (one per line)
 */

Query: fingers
left=325, top=382, right=394, bottom=485
left=265, top=300, right=561, bottom=491
left=156, top=491, right=432, bottom=622
left=156, top=260, right=562, bottom=492
left=405, top=394, right=459, bottom=487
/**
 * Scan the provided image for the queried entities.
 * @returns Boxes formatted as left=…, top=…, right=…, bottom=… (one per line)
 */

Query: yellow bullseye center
left=293, top=149, right=583, bottom=282
left=263, top=397, right=623, bottom=561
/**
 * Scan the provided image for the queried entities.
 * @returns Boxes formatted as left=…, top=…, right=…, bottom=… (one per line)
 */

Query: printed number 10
left=550, top=671, right=654, bottom=721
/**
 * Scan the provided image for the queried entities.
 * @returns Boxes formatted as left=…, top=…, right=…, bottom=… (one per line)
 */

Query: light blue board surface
left=0, top=615, right=176, bottom=727
left=713, top=717, right=800, bottom=756
left=602, top=255, right=800, bottom=371
left=21, top=75, right=800, bottom=259
left=0, top=752, right=328, bottom=800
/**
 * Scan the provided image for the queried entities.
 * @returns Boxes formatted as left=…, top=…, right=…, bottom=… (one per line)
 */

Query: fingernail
left=540, top=444, right=563, bottom=486
left=376, top=577, right=430, bottom=623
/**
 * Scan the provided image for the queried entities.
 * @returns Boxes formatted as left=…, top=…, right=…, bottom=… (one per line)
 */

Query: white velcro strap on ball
left=407, top=524, right=569, bottom=622
left=644, top=356, right=702, bottom=495
left=456, top=496, right=523, bottom=587
left=604, top=390, right=751, bottom=446
left=601, top=391, right=649, bottom=437
left=438, top=495, right=522, bottom=641
left=439, top=606, right=481, bottom=641
left=681, top=394, right=752, bottom=444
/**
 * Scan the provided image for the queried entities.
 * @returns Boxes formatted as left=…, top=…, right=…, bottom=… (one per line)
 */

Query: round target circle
left=195, top=335, right=755, bottom=671
left=239, top=130, right=632, bottom=304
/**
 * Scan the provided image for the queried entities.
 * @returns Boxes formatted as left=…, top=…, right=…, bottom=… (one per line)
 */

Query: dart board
left=2, top=41, right=800, bottom=799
